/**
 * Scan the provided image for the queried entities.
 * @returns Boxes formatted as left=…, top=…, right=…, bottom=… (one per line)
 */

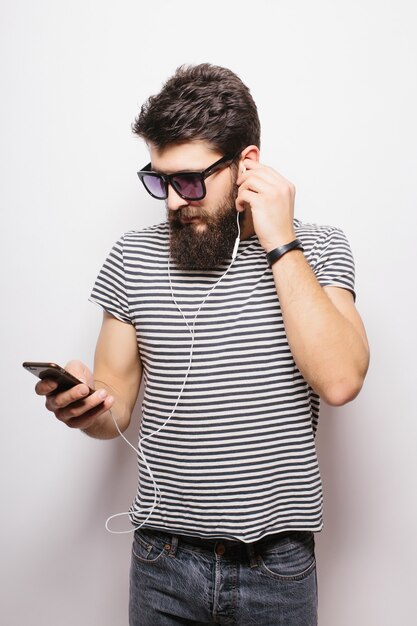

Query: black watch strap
left=266, top=238, right=304, bottom=267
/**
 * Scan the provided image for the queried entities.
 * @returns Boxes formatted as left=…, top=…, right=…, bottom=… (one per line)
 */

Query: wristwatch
left=266, top=238, right=304, bottom=267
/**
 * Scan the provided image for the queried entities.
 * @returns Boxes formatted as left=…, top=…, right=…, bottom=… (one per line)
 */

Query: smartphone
left=22, top=362, right=94, bottom=395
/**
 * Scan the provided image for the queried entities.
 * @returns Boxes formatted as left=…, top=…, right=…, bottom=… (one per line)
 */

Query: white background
left=1, top=1, right=416, bottom=624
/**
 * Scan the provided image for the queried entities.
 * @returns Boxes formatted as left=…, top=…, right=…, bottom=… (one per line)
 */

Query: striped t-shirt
left=90, top=218, right=355, bottom=542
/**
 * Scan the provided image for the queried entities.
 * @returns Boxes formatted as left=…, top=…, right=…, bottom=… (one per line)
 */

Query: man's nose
left=166, top=184, right=188, bottom=211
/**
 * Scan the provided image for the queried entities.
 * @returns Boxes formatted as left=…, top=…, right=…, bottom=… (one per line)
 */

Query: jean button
left=164, top=543, right=171, bottom=551
left=215, top=543, right=226, bottom=556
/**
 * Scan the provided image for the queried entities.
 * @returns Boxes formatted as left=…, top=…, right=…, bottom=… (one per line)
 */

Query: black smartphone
left=22, top=362, right=94, bottom=395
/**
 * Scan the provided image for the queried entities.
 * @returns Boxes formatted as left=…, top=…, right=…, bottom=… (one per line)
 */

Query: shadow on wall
left=315, top=395, right=371, bottom=570
left=315, top=402, right=350, bottom=567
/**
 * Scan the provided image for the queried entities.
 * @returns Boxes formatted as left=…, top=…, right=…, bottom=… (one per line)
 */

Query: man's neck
left=239, top=210, right=255, bottom=241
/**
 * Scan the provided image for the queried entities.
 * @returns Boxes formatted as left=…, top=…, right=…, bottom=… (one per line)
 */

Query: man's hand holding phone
left=33, top=360, right=115, bottom=431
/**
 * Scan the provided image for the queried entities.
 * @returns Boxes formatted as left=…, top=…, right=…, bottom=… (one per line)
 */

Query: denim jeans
left=129, top=528, right=318, bottom=625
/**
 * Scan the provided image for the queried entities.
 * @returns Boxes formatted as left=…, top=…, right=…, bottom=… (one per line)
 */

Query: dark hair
left=132, top=63, right=261, bottom=155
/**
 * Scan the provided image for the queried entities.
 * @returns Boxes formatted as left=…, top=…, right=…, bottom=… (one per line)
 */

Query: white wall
left=1, top=1, right=416, bottom=624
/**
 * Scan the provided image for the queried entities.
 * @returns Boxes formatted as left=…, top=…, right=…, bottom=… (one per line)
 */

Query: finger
left=45, top=382, right=93, bottom=412
left=236, top=164, right=278, bottom=188
left=35, top=379, right=58, bottom=396
left=235, top=189, right=258, bottom=212
left=53, top=388, right=112, bottom=422
left=236, top=162, right=263, bottom=186
left=241, top=160, right=293, bottom=185
left=239, top=174, right=296, bottom=205
left=53, top=389, right=111, bottom=419
left=243, top=175, right=271, bottom=195
left=64, top=360, right=93, bottom=387
left=235, top=198, right=247, bottom=213
left=62, top=395, right=115, bottom=430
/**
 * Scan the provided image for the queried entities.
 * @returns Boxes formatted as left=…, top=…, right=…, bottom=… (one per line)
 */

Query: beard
left=168, top=185, right=239, bottom=270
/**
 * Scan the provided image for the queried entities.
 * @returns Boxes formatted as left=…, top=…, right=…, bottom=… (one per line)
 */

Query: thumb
left=64, top=360, right=93, bottom=387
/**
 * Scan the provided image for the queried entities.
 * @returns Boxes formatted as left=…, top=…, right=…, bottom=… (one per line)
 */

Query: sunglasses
left=137, top=153, right=238, bottom=201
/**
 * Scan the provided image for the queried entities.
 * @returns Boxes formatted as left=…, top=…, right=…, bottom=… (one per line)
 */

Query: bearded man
left=35, top=64, right=369, bottom=626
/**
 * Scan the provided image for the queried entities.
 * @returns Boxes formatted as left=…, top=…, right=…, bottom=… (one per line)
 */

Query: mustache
left=168, top=207, right=208, bottom=223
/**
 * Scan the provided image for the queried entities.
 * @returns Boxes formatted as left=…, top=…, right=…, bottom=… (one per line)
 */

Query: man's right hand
left=35, top=359, right=115, bottom=431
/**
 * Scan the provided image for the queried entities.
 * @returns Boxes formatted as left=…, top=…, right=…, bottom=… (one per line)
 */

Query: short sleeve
left=309, top=228, right=356, bottom=299
left=89, top=236, right=131, bottom=323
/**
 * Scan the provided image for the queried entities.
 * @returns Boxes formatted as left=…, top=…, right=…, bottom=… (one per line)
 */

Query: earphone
left=105, top=211, right=241, bottom=534
left=232, top=211, right=240, bottom=259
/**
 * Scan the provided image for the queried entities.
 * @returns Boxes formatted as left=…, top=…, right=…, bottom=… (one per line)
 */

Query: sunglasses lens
left=172, top=174, right=204, bottom=200
left=142, top=174, right=166, bottom=199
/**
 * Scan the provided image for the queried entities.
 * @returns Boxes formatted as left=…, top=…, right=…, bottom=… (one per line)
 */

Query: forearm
left=82, top=312, right=142, bottom=439
left=272, top=250, right=369, bottom=405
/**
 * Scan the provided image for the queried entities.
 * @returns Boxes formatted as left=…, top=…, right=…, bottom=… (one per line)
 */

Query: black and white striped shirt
left=90, top=219, right=355, bottom=542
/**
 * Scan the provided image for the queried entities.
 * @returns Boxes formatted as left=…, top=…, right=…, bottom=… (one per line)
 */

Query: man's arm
left=270, top=250, right=369, bottom=405
left=236, top=153, right=369, bottom=405
left=36, top=312, right=142, bottom=438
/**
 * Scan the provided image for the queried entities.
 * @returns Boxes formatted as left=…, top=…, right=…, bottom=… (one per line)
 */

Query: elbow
left=321, top=374, right=366, bottom=407
left=320, top=349, right=370, bottom=407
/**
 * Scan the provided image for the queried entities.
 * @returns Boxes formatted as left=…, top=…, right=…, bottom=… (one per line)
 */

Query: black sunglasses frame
left=137, top=153, right=239, bottom=201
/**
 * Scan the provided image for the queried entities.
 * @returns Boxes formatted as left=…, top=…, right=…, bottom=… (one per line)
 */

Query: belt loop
left=246, top=543, right=259, bottom=568
left=168, top=534, right=178, bottom=557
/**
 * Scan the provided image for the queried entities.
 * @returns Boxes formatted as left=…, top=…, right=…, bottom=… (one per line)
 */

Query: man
left=36, top=64, right=369, bottom=625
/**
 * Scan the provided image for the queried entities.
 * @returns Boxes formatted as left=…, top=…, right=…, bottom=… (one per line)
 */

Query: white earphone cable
left=105, top=214, right=241, bottom=534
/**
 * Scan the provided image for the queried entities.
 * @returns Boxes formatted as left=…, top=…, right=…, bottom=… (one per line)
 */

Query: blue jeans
left=129, top=528, right=318, bottom=625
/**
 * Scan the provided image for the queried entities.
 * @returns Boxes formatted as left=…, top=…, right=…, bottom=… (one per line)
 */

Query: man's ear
left=239, top=145, right=260, bottom=167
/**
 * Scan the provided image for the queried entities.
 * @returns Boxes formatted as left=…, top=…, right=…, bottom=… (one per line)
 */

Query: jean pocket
left=256, top=532, right=316, bottom=581
left=132, top=530, right=168, bottom=564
